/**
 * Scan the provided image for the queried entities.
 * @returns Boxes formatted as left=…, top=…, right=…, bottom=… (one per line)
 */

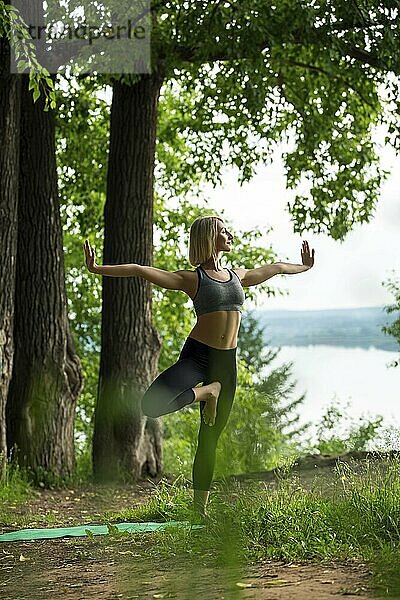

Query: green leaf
left=32, top=86, right=40, bottom=103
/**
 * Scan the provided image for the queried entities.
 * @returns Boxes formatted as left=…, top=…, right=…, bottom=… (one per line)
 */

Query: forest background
left=0, top=0, right=399, bottom=489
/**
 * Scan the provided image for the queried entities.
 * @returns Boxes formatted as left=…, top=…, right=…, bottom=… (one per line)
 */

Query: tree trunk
left=92, top=70, right=165, bottom=483
left=6, top=75, right=83, bottom=483
left=0, top=39, right=21, bottom=481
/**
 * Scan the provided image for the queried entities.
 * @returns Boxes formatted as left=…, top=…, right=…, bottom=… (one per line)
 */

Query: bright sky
left=200, top=141, right=400, bottom=312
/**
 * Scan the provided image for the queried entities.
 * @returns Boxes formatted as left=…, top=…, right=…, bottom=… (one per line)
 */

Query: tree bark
left=6, top=75, right=83, bottom=482
left=92, top=70, right=165, bottom=483
left=0, top=39, right=21, bottom=481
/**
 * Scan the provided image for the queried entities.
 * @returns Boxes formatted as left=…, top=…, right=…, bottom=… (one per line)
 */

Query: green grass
left=101, top=456, right=400, bottom=596
left=3, top=454, right=400, bottom=596
left=0, top=456, right=34, bottom=505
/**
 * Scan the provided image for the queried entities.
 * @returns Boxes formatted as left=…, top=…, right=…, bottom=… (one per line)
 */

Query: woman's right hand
left=84, top=239, right=98, bottom=273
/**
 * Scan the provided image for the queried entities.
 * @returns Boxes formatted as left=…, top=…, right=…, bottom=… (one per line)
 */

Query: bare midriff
left=188, top=310, right=241, bottom=350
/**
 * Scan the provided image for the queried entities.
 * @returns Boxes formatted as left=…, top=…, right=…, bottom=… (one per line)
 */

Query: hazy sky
left=199, top=140, right=400, bottom=312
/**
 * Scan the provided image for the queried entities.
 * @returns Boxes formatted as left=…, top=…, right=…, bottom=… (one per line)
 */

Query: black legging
left=140, top=336, right=237, bottom=491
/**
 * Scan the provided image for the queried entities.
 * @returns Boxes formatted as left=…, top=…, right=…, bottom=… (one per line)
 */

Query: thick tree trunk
left=0, top=40, right=21, bottom=481
left=92, top=70, right=165, bottom=483
left=6, top=75, right=83, bottom=482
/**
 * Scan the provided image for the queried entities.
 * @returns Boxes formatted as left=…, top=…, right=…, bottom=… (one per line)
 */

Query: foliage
left=235, top=310, right=269, bottom=374
left=215, top=371, right=306, bottom=476
left=51, top=2, right=400, bottom=242
left=0, top=450, right=32, bottom=504
left=153, top=0, right=400, bottom=240
left=307, top=401, right=384, bottom=455
left=381, top=271, right=400, bottom=368
left=0, top=1, right=56, bottom=109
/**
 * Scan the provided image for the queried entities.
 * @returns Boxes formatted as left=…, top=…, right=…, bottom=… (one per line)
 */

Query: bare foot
left=201, top=381, right=221, bottom=427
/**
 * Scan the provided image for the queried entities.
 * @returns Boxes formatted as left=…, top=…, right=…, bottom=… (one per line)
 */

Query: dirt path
left=0, top=480, right=378, bottom=599
left=0, top=541, right=377, bottom=599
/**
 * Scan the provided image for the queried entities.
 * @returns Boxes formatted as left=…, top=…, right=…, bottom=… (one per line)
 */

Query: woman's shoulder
left=230, top=267, right=246, bottom=281
left=174, top=269, right=199, bottom=299
left=174, top=268, right=198, bottom=278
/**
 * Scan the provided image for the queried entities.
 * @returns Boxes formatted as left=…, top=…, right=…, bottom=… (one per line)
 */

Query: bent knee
left=140, top=398, right=161, bottom=418
left=142, top=408, right=161, bottom=418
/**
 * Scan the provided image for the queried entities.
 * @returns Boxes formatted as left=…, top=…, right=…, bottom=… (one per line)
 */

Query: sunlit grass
left=0, top=510, right=60, bottom=527
left=3, top=452, right=400, bottom=595
left=102, top=474, right=195, bottom=524
left=101, top=455, right=400, bottom=596
left=0, top=454, right=33, bottom=505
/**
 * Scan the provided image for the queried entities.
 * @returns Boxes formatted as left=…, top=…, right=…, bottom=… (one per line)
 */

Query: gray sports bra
left=192, top=266, right=245, bottom=317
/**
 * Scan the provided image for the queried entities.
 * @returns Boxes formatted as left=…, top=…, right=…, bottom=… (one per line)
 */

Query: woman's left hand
left=301, top=240, right=315, bottom=268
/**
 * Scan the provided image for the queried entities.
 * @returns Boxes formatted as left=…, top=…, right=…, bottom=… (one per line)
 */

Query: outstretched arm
left=83, top=239, right=186, bottom=290
left=236, top=240, right=315, bottom=286
left=279, top=240, right=315, bottom=274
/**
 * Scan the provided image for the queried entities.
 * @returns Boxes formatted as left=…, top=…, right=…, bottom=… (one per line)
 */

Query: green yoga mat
left=0, top=521, right=205, bottom=542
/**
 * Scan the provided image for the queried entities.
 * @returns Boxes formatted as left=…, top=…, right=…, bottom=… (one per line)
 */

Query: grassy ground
left=1, top=454, right=400, bottom=598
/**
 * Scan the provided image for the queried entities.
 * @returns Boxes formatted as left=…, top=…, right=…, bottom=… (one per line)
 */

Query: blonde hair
left=189, top=215, right=224, bottom=267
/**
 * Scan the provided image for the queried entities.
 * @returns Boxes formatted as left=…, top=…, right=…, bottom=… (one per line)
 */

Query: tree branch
left=168, top=37, right=387, bottom=73
left=271, top=57, right=376, bottom=107
left=166, top=10, right=393, bottom=73
left=340, top=44, right=387, bottom=70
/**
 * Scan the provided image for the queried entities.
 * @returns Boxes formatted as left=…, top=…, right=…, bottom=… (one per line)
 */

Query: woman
left=84, top=215, right=315, bottom=518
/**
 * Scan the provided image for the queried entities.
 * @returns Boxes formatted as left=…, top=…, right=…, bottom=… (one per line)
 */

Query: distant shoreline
left=255, top=305, right=388, bottom=314
left=251, top=305, right=398, bottom=352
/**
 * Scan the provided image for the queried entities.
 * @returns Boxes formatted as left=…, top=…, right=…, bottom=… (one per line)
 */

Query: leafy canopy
left=6, top=0, right=400, bottom=239
left=152, top=0, right=400, bottom=241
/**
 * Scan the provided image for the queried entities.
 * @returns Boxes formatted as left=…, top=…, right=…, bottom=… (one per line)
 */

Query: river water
left=261, top=344, right=400, bottom=448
